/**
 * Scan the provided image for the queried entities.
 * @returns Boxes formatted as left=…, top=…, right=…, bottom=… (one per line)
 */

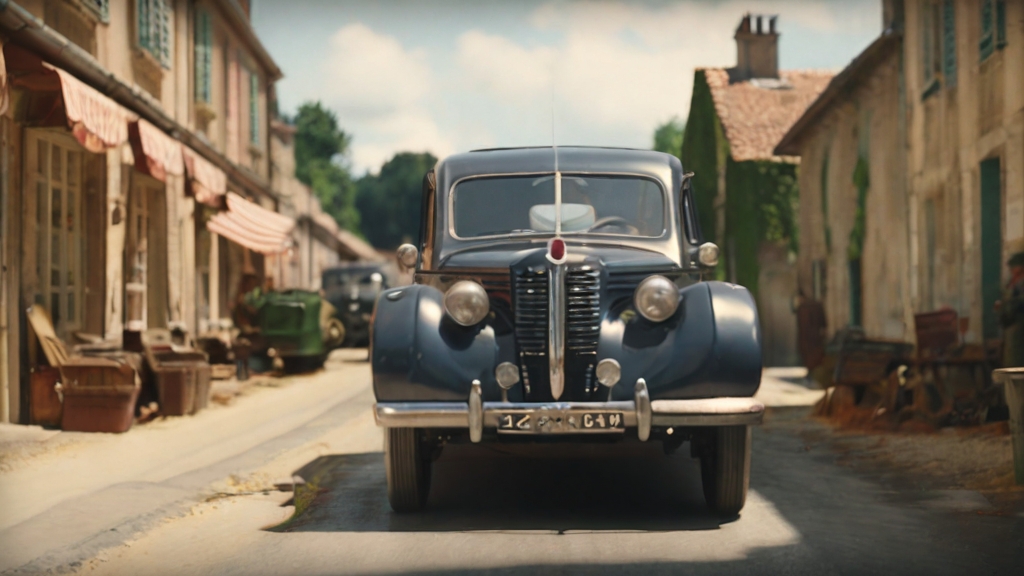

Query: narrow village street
left=1, top=352, right=1020, bottom=576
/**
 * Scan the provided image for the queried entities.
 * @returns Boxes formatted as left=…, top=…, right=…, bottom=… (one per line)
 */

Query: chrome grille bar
left=548, top=262, right=566, bottom=400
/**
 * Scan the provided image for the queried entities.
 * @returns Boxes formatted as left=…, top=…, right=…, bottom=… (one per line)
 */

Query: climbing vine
left=848, top=155, right=870, bottom=260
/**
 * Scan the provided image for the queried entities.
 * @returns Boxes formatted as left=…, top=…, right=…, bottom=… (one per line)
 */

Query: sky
left=252, top=0, right=882, bottom=175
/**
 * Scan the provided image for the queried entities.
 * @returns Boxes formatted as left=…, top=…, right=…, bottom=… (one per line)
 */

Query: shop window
left=137, top=0, right=171, bottom=68
left=28, top=132, right=84, bottom=336
left=194, top=8, right=213, bottom=104
left=126, top=176, right=168, bottom=330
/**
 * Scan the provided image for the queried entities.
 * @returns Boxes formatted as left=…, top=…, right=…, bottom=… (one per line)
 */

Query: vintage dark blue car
left=371, top=147, right=764, bottom=515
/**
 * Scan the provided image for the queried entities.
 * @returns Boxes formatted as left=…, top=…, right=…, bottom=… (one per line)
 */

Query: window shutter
left=138, top=0, right=171, bottom=68
left=159, top=0, right=171, bottom=68
left=942, top=0, right=956, bottom=87
left=996, top=0, right=1007, bottom=48
left=249, top=72, right=259, bottom=145
left=921, top=4, right=934, bottom=86
left=137, top=0, right=151, bottom=51
left=980, top=0, right=994, bottom=60
left=195, top=10, right=212, bottom=103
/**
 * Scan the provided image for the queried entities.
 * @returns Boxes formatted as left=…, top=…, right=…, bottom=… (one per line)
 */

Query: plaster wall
left=795, top=49, right=909, bottom=342
left=904, top=0, right=1024, bottom=344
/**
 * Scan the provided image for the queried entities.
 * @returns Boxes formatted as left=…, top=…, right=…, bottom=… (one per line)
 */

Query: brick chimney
left=733, top=14, right=779, bottom=81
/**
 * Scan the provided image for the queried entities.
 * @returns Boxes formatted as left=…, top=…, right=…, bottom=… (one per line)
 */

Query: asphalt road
left=3, top=354, right=1022, bottom=575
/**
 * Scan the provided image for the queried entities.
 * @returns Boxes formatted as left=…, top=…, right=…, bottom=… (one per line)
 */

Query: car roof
left=435, top=146, right=683, bottom=189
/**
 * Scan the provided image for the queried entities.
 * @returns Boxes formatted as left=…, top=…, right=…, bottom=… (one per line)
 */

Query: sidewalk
left=0, top=349, right=374, bottom=574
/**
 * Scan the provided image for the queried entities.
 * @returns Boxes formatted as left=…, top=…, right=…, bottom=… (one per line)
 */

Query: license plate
left=497, top=411, right=624, bottom=433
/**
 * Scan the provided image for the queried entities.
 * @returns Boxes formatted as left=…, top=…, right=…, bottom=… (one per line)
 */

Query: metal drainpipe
left=0, top=116, right=9, bottom=423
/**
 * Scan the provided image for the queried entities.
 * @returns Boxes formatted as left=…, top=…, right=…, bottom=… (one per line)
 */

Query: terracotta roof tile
left=702, top=68, right=834, bottom=163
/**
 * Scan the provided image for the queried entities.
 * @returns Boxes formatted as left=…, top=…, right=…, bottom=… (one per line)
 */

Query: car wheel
left=699, top=425, right=751, bottom=516
left=384, top=427, right=431, bottom=513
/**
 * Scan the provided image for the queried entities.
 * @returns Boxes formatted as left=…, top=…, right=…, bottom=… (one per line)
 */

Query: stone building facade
left=776, top=0, right=1024, bottom=353
left=0, top=0, right=369, bottom=423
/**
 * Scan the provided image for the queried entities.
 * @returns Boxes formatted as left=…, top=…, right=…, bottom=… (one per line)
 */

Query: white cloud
left=450, top=3, right=739, bottom=151
left=315, top=24, right=453, bottom=174
left=267, top=2, right=879, bottom=174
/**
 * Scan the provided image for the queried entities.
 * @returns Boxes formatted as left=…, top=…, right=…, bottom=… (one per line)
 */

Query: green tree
left=356, top=152, right=437, bottom=249
left=293, top=102, right=360, bottom=231
left=652, top=117, right=686, bottom=160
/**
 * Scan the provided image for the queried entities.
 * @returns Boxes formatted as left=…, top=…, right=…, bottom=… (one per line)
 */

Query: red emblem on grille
left=549, top=238, right=566, bottom=262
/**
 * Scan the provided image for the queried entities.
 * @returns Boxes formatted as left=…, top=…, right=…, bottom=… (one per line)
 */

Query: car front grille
left=566, top=266, right=600, bottom=353
left=513, top=263, right=601, bottom=400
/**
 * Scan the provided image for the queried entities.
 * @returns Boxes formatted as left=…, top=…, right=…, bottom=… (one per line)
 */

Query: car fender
left=595, top=281, right=762, bottom=400
left=372, top=285, right=498, bottom=401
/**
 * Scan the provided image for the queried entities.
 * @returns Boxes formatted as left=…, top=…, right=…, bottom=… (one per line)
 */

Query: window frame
left=979, top=0, right=1006, bottom=61
left=27, top=130, right=86, bottom=337
left=137, top=0, right=172, bottom=69
left=920, top=0, right=943, bottom=98
left=248, top=70, right=260, bottom=146
left=447, top=172, right=670, bottom=241
left=194, top=7, right=213, bottom=104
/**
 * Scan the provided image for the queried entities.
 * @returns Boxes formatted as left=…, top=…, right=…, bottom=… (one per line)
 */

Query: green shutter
left=249, top=72, right=259, bottom=145
left=849, top=258, right=862, bottom=327
left=980, top=158, right=1002, bottom=339
left=194, top=10, right=212, bottom=103
left=159, top=0, right=171, bottom=68
left=942, top=0, right=956, bottom=87
left=138, top=0, right=171, bottom=68
left=980, top=0, right=994, bottom=61
left=996, top=0, right=1007, bottom=48
left=137, top=0, right=151, bottom=51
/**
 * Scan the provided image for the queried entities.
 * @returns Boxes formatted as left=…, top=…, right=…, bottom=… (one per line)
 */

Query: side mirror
left=397, top=244, right=419, bottom=270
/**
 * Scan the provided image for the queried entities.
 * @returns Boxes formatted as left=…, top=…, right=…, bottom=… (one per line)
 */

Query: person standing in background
left=998, top=250, right=1024, bottom=367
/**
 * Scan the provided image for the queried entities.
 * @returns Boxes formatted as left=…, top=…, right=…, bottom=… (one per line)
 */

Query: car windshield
left=452, top=174, right=665, bottom=238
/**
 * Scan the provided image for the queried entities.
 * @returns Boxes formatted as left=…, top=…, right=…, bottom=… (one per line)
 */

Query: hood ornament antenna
left=548, top=91, right=566, bottom=400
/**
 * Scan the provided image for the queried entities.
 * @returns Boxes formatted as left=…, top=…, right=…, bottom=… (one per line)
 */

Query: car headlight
left=633, top=275, right=679, bottom=322
left=443, top=280, right=490, bottom=326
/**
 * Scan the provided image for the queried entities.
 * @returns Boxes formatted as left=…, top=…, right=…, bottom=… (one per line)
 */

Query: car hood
left=438, top=241, right=682, bottom=273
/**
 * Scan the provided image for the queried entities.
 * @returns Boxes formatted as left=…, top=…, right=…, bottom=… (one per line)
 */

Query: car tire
left=699, top=425, right=751, bottom=516
left=385, top=427, right=431, bottom=513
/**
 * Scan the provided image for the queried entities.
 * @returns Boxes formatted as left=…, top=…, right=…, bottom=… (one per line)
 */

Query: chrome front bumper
left=374, top=379, right=765, bottom=443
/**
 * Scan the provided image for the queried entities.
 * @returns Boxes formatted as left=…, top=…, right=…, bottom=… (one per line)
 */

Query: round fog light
left=596, top=358, right=621, bottom=388
left=495, top=362, right=520, bottom=390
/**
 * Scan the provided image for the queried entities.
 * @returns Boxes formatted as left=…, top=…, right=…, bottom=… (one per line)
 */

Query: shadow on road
left=274, top=441, right=729, bottom=533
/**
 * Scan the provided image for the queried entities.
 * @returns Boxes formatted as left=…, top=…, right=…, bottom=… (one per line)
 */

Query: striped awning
left=0, top=40, right=8, bottom=116
left=44, top=63, right=135, bottom=153
left=182, top=146, right=227, bottom=207
left=207, top=193, right=295, bottom=254
left=129, top=119, right=184, bottom=182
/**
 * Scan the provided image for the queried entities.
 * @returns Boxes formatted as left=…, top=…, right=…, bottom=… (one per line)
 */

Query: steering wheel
left=586, top=216, right=631, bottom=232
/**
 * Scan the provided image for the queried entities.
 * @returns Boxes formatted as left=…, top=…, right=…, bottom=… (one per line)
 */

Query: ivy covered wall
left=680, top=70, right=726, bottom=243
left=724, top=159, right=799, bottom=299
left=681, top=71, right=800, bottom=302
